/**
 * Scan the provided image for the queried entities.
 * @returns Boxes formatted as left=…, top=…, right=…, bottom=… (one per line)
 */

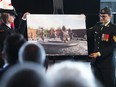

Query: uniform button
left=99, top=37, right=100, bottom=39
left=95, top=32, right=98, bottom=34
left=98, top=47, right=99, bottom=49
left=98, top=42, right=100, bottom=44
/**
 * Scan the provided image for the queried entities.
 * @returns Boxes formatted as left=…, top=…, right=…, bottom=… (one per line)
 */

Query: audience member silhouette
left=0, top=34, right=26, bottom=78
left=0, top=62, right=48, bottom=87
left=46, top=61, right=103, bottom=87
left=18, top=41, right=47, bottom=69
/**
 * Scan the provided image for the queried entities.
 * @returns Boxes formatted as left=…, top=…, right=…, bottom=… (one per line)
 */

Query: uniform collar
left=104, top=21, right=110, bottom=27
left=6, top=23, right=11, bottom=28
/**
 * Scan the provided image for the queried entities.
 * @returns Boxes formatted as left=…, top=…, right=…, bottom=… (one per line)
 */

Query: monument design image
left=27, top=14, right=88, bottom=56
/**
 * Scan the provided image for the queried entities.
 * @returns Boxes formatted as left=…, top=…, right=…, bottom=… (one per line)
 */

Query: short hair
left=46, top=61, right=102, bottom=87
left=0, top=62, right=47, bottom=87
left=18, top=41, right=46, bottom=65
left=100, top=6, right=112, bottom=16
left=2, top=34, right=26, bottom=64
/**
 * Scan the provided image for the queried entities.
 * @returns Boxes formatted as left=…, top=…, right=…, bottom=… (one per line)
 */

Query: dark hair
left=3, top=34, right=26, bottom=64
left=100, top=6, right=112, bottom=16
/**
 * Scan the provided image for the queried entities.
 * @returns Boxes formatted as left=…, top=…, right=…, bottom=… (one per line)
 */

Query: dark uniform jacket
left=90, top=22, right=116, bottom=68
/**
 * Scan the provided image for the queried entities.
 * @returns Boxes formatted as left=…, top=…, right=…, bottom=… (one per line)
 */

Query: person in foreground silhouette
left=18, top=41, right=48, bottom=69
left=0, top=62, right=48, bottom=87
left=46, top=60, right=103, bottom=87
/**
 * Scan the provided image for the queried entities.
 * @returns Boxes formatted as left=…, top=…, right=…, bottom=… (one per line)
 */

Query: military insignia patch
left=113, top=36, right=116, bottom=42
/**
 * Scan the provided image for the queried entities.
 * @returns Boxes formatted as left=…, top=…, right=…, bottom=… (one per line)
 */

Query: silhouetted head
left=18, top=41, right=46, bottom=66
left=2, top=34, right=26, bottom=65
left=0, top=62, right=48, bottom=87
left=46, top=61, right=102, bottom=87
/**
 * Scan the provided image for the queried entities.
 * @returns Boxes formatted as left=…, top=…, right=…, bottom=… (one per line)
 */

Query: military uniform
left=89, top=7, right=116, bottom=87
left=90, top=22, right=116, bottom=87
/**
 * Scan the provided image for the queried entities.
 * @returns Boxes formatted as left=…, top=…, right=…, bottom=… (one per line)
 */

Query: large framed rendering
left=27, top=14, right=88, bottom=56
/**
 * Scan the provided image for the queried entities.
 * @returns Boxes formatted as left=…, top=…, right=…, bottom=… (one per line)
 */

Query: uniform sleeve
left=15, top=20, right=27, bottom=34
left=0, top=30, right=7, bottom=51
left=87, top=23, right=100, bottom=54
left=87, top=27, right=95, bottom=54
